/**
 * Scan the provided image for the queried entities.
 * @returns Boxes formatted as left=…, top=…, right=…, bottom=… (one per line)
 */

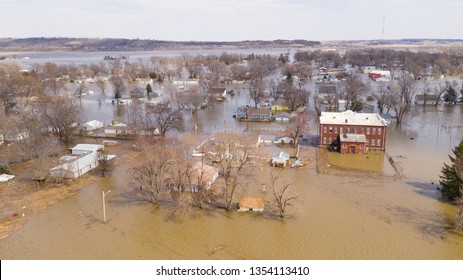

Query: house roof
left=72, top=144, right=104, bottom=152
left=272, top=151, right=290, bottom=160
left=239, top=197, right=264, bottom=209
left=340, top=133, right=367, bottom=143
left=190, top=162, right=219, bottom=186
left=245, top=107, right=272, bottom=116
left=320, top=110, right=388, bottom=126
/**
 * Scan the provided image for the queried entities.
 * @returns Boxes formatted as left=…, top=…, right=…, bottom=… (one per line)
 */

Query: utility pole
left=382, top=16, right=386, bottom=44
left=102, top=190, right=111, bottom=223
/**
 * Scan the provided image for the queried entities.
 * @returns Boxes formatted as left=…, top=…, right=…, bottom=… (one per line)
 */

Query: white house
left=104, top=123, right=160, bottom=138
left=50, top=144, right=113, bottom=179
left=271, top=151, right=290, bottom=167
left=49, top=152, right=99, bottom=178
left=83, top=120, right=104, bottom=131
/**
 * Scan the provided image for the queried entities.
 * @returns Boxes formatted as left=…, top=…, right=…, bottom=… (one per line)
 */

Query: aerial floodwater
left=0, top=50, right=462, bottom=259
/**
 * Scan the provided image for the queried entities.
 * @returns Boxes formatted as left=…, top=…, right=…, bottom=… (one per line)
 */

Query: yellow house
left=271, top=101, right=290, bottom=112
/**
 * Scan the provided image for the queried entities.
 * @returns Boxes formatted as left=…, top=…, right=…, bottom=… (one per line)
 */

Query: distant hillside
left=0, top=38, right=321, bottom=52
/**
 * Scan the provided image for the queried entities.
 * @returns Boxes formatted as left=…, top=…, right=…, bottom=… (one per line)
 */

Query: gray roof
left=340, top=133, right=367, bottom=143
left=272, top=151, right=290, bottom=160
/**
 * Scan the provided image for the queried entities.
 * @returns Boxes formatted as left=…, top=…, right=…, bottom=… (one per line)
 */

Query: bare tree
left=147, top=102, right=184, bottom=136
left=286, top=114, right=309, bottom=148
left=131, top=141, right=175, bottom=204
left=110, top=76, right=126, bottom=99
left=98, top=149, right=114, bottom=177
left=419, top=80, right=432, bottom=106
left=372, top=81, right=391, bottom=114
left=95, top=78, right=106, bottom=95
left=270, top=172, right=300, bottom=218
left=283, top=85, right=310, bottom=111
left=340, top=71, right=369, bottom=111
left=313, top=95, right=323, bottom=117
left=74, top=80, right=87, bottom=99
left=214, top=133, right=256, bottom=211
left=35, top=95, right=80, bottom=146
left=248, top=79, right=266, bottom=108
left=434, top=80, right=449, bottom=106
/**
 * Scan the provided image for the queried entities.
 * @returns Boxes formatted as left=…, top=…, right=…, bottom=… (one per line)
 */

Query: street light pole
left=102, top=190, right=111, bottom=223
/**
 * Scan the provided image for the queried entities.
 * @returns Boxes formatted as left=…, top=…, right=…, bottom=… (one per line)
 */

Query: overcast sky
left=1, top=0, right=462, bottom=41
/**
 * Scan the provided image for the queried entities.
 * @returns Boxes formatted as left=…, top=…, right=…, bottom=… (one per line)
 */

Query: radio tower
left=381, top=16, right=385, bottom=44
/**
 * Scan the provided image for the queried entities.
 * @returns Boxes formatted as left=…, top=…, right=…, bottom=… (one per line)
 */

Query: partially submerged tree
left=35, top=95, right=80, bottom=146
left=286, top=114, right=309, bottom=148
left=214, top=132, right=256, bottom=211
left=270, top=172, right=300, bottom=218
left=110, top=76, right=126, bottom=99
left=340, top=71, right=368, bottom=111
left=146, top=102, right=184, bottom=136
left=131, top=142, right=175, bottom=204
left=248, top=79, right=266, bottom=108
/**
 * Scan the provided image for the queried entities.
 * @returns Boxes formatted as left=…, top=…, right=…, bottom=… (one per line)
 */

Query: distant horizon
left=2, top=1, right=462, bottom=42
left=1, top=36, right=463, bottom=43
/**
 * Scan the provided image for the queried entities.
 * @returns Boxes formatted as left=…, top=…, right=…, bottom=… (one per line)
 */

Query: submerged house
left=319, top=110, right=388, bottom=153
left=239, top=197, right=265, bottom=212
left=236, top=106, right=273, bottom=122
left=271, top=151, right=290, bottom=167
left=339, top=133, right=367, bottom=155
left=171, top=162, right=219, bottom=192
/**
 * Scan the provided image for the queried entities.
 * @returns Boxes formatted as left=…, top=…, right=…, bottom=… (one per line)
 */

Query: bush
left=0, top=164, right=10, bottom=174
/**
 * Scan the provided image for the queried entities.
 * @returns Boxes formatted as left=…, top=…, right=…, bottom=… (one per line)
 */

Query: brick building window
left=378, top=139, right=381, bottom=147
left=372, top=128, right=376, bottom=135
left=323, top=126, right=327, bottom=133
left=329, top=127, right=333, bottom=133
left=367, top=128, right=370, bottom=135
left=323, top=137, right=327, bottom=144
left=378, top=128, right=382, bottom=135
left=335, top=127, right=338, bottom=133
left=372, top=139, right=376, bottom=146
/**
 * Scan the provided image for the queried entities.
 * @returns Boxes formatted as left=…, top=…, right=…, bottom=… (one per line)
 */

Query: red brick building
left=319, top=110, right=388, bottom=153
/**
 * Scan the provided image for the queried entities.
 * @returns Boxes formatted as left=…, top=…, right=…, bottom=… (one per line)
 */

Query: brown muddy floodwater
left=1, top=101, right=463, bottom=259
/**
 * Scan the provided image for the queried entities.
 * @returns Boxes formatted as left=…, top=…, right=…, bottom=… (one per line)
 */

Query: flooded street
left=1, top=99, right=463, bottom=259
left=1, top=51, right=463, bottom=260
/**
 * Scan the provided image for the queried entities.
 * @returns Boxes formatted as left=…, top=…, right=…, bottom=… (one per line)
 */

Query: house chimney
left=345, top=119, right=348, bottom=123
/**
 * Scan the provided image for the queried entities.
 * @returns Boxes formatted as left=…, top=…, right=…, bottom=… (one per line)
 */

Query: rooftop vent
left=345, top=119, right=348, bottom=123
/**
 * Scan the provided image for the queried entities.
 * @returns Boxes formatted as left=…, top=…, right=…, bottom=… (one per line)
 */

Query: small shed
left=239, top=197, right=265, bottom=212
left=271, top=151, right=290, bottom=167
